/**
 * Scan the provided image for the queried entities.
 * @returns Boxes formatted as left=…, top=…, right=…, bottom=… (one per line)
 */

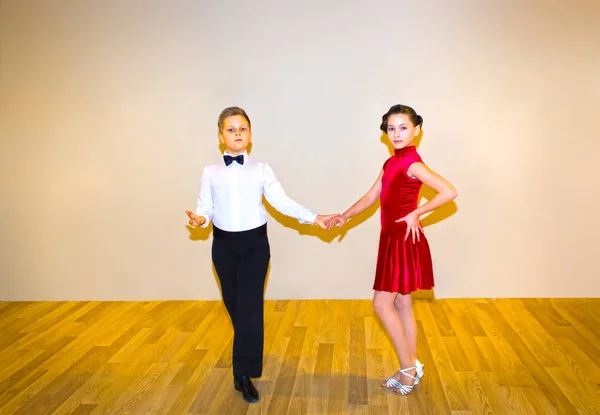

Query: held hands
left=185, top=210, right=207, bottom=227
left=314, top=214, right=340, bottom=230
left=395, top=211, right=422, bottom=243
left=315, top=213, right=348, bottom=230
left=327, top=214, right=348, bottom=230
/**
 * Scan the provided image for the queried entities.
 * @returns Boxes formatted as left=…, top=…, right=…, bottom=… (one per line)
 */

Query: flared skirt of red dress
left=373, top=226, right=434, bottom=294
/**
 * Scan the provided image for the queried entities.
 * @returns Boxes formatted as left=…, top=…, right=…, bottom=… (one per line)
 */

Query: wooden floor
left=0, top=299, right=598, bottom=415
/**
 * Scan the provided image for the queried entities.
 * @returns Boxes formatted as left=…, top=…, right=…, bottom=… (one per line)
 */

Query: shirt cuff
left=197, top=214, right=211, bottom=228
left=300, top=212, right=319, bottom=225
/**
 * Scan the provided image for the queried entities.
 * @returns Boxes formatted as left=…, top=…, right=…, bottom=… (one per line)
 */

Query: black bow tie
left=223, top=154, right=244, bottom=166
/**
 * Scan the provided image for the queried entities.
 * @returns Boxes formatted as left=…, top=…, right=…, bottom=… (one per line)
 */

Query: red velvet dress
left=373, top=145, right=434, bottom=294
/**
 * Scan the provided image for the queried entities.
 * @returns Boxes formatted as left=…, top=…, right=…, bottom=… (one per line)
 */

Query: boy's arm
left=195, top=166, right=214, bottom=227
left=262, top=163, right=318, bottom=224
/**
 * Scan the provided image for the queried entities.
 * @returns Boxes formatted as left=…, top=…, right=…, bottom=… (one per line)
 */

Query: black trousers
left=211, top=224, right=270, bottom=378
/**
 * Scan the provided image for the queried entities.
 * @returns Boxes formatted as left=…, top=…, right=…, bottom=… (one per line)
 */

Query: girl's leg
left=373, top=290, right=417, bottom=386
left=394, top=293, right=417, bottom=358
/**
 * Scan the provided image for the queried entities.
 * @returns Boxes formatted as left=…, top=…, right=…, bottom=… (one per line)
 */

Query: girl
left=332, top=104, right=457, bottom=395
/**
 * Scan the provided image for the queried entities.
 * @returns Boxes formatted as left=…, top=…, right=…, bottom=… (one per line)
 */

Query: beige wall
left=1, top=0, right=599, bottom=300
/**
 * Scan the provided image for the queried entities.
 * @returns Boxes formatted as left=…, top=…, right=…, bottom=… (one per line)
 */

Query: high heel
left=414, top=358, right=424, bottom=385
left=392, top=366, right=417, bottom=396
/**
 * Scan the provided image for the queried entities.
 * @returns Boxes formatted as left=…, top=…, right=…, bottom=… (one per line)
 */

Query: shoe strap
left=386, top=377, right=402, bottom=388
left=399, top=366, right=417, bottom=380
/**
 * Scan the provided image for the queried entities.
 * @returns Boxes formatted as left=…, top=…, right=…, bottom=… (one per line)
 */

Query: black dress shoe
left=234, top=376, right=259, bottom=403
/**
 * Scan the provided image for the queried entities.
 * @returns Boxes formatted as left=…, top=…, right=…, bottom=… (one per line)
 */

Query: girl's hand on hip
left=395, top=211, right=422, bottom=243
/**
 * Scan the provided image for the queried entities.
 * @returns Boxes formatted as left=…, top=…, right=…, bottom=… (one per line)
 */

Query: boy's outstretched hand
left=315, top=214, right=341, bottom=230
left=185, top=210, right=207, bottom=227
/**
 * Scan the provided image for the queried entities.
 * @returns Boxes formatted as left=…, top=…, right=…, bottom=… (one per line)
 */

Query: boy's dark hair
left=380, top=105, right=423, bottom=132
left=218, top=106, right=251, bottom=131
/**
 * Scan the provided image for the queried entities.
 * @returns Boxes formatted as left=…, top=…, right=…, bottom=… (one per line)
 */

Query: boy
left=185, top=107, right=336, bottom=403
